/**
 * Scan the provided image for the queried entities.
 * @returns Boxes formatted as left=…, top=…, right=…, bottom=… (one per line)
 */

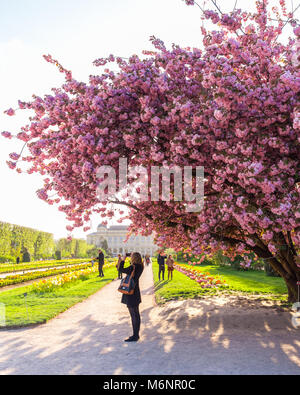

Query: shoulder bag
left=118, top=265, right=136, bottom=295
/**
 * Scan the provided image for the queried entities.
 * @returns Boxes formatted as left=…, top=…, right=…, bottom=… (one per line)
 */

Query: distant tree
left=22, top=249, right=31, bottom=262
left=100, top=239, right=109, bottom=254
left=55, top=250, right=62, bottom=260
left=87, top=246, right=98, bottom=258
left=164, top=248, right=177, bottom=259
left=264, top=261, right=281, bottom=277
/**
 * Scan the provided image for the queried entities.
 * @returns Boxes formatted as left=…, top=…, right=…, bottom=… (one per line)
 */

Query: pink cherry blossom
left=4, top=108, right=15, bottom=116
left=1, top=0, right=300, bottom=301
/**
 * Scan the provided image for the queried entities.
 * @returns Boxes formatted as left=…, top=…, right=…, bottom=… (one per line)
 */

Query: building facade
left=87, top=224, right=158, bottom=257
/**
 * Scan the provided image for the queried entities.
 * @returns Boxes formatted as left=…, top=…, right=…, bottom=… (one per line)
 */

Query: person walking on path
left=145, top=255, right=151, bottom=266
left=166, top=255, right=174, bottom=281
left=119, top=252, right=144, bottom=342
left=157, top=251, right=167, bottom=281
left=98, top=249, right=104, bottom=277
left=116, top=254, right=123, bottom=279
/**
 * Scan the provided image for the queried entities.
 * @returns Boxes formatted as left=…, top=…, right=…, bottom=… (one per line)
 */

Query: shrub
left=212, top=250, right=229, bottom=267
left=264, top=261, right=280, bottom=277
left=22, top=250, right=31, bottom=262
left=0, top=255, right=15, bottom=263
left=55, top=250, right=62, bottom=260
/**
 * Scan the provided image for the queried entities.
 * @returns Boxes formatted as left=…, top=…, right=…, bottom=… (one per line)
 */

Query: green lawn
left=182, top=263, right=287, bottom=294
left=152, top=263, right=218, bottom=304
left=0, top=266, right=117, bottom=328
left=152, top=261, right=288, bottom=304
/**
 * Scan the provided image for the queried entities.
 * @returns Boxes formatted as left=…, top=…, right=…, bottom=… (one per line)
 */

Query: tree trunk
left=269, top=259, right=299, bottom=303
left=250, top=237, right=300, bottom=303
left=284, top=277, right=299, bottom=303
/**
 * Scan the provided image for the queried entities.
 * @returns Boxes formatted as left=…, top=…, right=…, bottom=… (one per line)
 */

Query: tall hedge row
left=0, top=221, right=96, bottom=263
left=0, top=221, right=55, bottom=262
left=55, top=238, right=97, bottom=259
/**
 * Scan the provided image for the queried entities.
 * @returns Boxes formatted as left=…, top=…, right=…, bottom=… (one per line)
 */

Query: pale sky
left=0, top=0, right=297, bottom=239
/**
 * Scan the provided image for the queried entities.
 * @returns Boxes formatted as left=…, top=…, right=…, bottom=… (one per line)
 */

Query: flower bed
left=31, top=267, right=95, bottom=293
left=174, top=263, right=227, bottom=289
left=0, top=258, right=89, bottom=274
left=0, top=257, right=117, bottom=274
left=0, top=262, right=94, bottom=288
left=0, top=260, right=118, bottom=289
left=31, top=261, right=117, bottom=293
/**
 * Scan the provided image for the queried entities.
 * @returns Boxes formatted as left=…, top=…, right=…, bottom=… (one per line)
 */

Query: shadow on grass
left=154, top=280, right=169, bottom=292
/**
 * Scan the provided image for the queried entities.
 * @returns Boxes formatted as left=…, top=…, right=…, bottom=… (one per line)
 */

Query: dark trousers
left=158, top=265, right=165, bottom=280
left=98, top=263, right=104, bottom=277
left=128, top=305, right=141, bottom=338
left=118, top=270, right=123, bottom=279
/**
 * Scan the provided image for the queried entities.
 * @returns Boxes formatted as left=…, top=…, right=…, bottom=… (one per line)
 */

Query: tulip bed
left=31, top=267, right=97, bottom=293
left=31, top=261, right=116, bottom=293
left=174, top=263, right=227, bottom=289
left=0, top=262, right=94, bottom=288
left=0, top=259, right=117, bottom=289
left=0, top=258, right=90, bottom=274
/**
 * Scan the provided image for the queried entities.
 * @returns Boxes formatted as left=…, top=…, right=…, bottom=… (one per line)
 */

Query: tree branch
left=287, top=231, right=297, bottom=256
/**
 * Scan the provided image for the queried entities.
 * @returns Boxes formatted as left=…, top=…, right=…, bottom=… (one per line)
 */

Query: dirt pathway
left=0, top=263, right=299, bottom=375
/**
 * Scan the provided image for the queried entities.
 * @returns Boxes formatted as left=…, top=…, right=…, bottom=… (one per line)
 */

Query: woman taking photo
left=119, top=252, right=144, bottom=342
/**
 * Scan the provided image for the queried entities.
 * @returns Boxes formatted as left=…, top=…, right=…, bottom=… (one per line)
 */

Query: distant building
left=87, top=224, right=158, bottom=257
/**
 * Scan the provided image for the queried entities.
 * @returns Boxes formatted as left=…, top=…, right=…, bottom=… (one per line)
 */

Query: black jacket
left=98, top=252, right=104, bottom=265
left=157, top=254, right=167, bottom=266
left=119, top=260, right=143, bottom=307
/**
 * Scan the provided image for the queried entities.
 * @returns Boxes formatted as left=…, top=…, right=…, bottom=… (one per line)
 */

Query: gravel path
left=0, top=263, right=299, bottom=375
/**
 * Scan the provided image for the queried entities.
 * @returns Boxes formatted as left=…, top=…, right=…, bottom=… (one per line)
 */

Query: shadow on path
left=0, top=265, right=299, bottom=375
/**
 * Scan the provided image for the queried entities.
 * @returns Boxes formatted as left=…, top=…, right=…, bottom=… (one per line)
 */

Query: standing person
left=166, top=255, right=174, bottom=281
left=116, top=254, right=123, bottom=279
left=98, top=249, right=104, bottom=277
left=16, top=256, right=20, bottom=265
left=119, top=252, right=144, bottom=342
left=145, top=255, right=151, bottom=266
left=157, top=251, right=167, bottom=281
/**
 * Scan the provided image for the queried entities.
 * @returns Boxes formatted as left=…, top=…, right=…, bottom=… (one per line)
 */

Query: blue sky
left=0, top=0, right=297, bottom=239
